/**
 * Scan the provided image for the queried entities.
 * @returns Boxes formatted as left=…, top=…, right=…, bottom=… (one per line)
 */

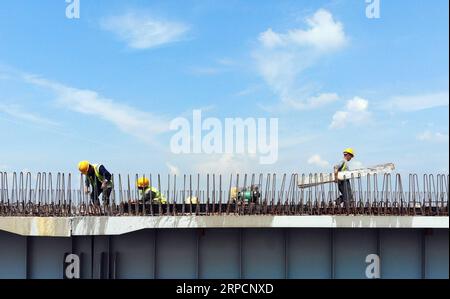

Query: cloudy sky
left=0, top=0, right=448, bottom=176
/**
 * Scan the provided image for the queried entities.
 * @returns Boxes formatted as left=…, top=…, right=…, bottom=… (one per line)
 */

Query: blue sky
left=0, top=0, right=448, bottom=176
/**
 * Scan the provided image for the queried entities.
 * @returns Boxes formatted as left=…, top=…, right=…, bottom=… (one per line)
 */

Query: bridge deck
left=0, top=215, right=448, bottom=236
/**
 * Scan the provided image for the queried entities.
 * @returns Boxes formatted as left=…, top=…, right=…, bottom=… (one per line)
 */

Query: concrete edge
left=0, top=217, right=72, bottom=237
left=0, top=216, right=448, bottom=236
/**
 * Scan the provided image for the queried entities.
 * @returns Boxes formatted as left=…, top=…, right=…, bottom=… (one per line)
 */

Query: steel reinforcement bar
left=0, top=172, right=448, bottom=216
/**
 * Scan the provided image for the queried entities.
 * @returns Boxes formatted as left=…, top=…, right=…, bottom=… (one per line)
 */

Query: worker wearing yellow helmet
left=184, top=196, right=198, bottom=205
left=136, top=177, right=167, bottom=204
left=333, top=148, right=355, bottom=207
left=78, top=161, right=113, bottom=205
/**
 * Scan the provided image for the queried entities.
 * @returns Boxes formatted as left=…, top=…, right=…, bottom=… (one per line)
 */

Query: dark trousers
left=90, top=186, right=112, bottom=205
left=337, top=180, right=353, bottom=207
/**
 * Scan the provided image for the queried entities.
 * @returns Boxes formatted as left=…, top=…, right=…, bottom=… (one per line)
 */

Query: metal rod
left=0, top=172, right=446, bottom=216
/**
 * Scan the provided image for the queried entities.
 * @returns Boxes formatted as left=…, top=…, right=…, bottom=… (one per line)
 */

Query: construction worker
left=184, top=196, right=198, bottom=205
left=78, top=161, right=113, bottom=205
left=333, top=148, right=354, bottom=207
left=229, top=185, right=260, bottom=204
left=136, top=177, right=167, bottom=204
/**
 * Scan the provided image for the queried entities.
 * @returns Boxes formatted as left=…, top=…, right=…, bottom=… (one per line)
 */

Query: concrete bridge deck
left=0, top=215, right=448, bottom=237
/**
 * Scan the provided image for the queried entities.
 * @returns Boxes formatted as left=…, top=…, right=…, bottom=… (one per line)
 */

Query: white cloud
left=307, top=154, right=329, bottom=168
left=346, top=97, right=368, bottom=111
left=23, top=75, right=169, bottom=144
left=417, top=131, right=449, bottom=143
left=330, top=97, right=371, bottom=129
left=349, top=160, right=364, bottom=170
left=254, top=9, right=347, bottom=110
left=385, top=91, right=449, bottom=112
left=166, top=162, right=180, bottom=176
left=101, top=12, right=189, bottom=49
left=259, top=28, right=285, bottom=48
left=194, top=154, right=258, bottom=174
left=259, top=9, right=347, bottom=51
left=284, top=93, right=339, bottom=110
left=0, top=104, right=59, bottom=127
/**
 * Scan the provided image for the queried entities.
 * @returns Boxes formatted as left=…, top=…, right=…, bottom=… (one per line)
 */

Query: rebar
left=0, top=172, right=447, bottom=217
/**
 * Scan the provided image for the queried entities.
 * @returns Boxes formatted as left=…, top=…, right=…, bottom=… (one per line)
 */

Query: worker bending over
left=78, top=161, right=113, bottom=205
left=333, top=148, right=355, bottom=207
left=137, top=177, right=167, bottom=204
left=229, top=185, right=260, bottom=204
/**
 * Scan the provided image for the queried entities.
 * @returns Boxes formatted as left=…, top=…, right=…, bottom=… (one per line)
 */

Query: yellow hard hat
left=137, top=177, right=150, bottom=188
left=78, top=161, right=90, bottom=174
left=343, top=148, right=355, bottom=157
left=185, top=196, right=198, bottom=204
left=230, top=187, right=239, bottom=199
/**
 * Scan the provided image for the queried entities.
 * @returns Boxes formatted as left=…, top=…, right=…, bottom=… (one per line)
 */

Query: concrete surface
left=0, top=215, right=448, bottom=236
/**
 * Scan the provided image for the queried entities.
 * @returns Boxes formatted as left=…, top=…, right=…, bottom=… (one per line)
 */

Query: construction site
left=0, top=167, right=448, bottom=279
left=0, top=0, right=448, bottom=284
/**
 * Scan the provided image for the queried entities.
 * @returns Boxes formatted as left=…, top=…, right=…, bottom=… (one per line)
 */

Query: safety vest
left=92, top=164, right=104, bottom=181
left=340, top=161, right=348, bottom=171
left=88, top=164, right=113, bottom=188
left=142, top=186, right=167, bottom=204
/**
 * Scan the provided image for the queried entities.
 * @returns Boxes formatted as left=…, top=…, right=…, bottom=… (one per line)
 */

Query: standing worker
left=333, top=148, right=355, bottom=207
left=78, top=161, right=113, bottom=205
left=136, top=177, right=167, bottom=204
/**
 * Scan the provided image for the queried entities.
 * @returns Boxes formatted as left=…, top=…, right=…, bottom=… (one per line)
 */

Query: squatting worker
left=136, top=177, right=167, bottom=204
left=78, top=161, right=113, bottom=205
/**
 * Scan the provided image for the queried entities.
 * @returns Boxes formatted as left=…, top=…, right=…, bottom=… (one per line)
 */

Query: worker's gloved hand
left=101, top=180, right=109, bottom=189
left=84, top=186, right=89, bottom=194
